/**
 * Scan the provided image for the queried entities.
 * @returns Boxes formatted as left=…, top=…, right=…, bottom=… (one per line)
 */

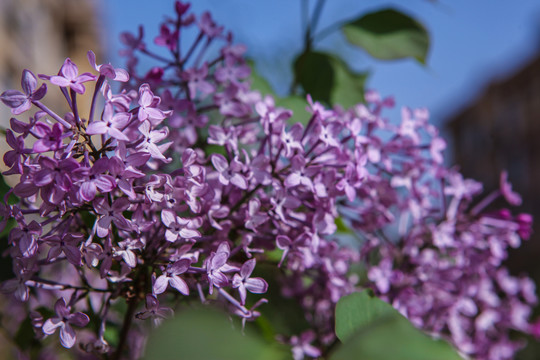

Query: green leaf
left=342, top=8, right=430, bottom=63
left=252, top=264, right=310, bottom=336
left=293, top=51, right=367, bottom=108
left=247, top=59, right=276, bottom=96
left=294, top=52, right=335, bottom=104
left=330, top=59, right=368, bottom=108
left=335, top=217, right=354, bottom=235
left=143, top=306, right=287, bottom=360
left=14, top=316, right=42, bottom=351
left=275, top=96, right=311, bottom=126
left=335, top=291, right=395, bottom=342
left=332, top=292, right=462, bottom=360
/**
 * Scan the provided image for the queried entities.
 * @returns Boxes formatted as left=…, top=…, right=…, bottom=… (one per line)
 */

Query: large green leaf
left=143, top=306, right=287, bottom=360
left=294, top=52, right=335, bottom=104
left=275, top=96, right=311, bottom=126
left=332, top=291, right=462, bottom=360
left=335, top=291, right=395, bottom=342
left=330, top=60, right=368, bottom=109
left=342, top=9, right=430, bottom=64
left=247, top=59, right=276, bottom=96
left=293, top=51, right=367, bottom=108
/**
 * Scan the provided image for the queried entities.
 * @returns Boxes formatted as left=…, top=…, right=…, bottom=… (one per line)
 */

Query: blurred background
left=1, top=0, right=540, bottom=357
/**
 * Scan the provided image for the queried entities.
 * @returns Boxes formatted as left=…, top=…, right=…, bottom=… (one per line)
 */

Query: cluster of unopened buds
left=0, top=2, right=537, bottom=359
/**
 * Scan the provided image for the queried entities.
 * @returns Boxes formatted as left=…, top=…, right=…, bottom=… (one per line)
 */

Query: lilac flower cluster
left=0, top=2, right=536, bottom=359
left=364, top=171, right=537, bottom=360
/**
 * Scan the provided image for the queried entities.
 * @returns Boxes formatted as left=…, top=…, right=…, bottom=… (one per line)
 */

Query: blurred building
left=0, top=0, right=103, bottom=172
left=0, top=0, right=102, bottom=89
left=0, top=1, right=102, bottom=353
left=447, top=54, right=540, bottom=275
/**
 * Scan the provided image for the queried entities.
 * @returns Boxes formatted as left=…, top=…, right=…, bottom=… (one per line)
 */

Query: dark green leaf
left=342, top=9, right=430, bottom=63
left=252, top=264, right=310, bottom=336
left=143, top=306, right=287, bottom=360
left=332, top=291, right=462, bottom=360
left=14, top=316, right=42, bottom=350
left=294, top=52, right=335, bottom=104
left=293, top=51, right=367, bottom=108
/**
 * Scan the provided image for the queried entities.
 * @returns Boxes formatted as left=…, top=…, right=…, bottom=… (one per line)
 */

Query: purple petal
left=61, top=59, right=79, bottom=79
left=96, top=217, right=113, bottom=238
left=77, top=73, right=97, bottom=83
left=146, top=294, right=159, bottom=309
left=94, top=175, right=116, bottom=192
left=284, top=173, right=301, bottom=188
left=114, top=68, right=130, bottom=82
left=112, top=112, right=131, bottom=128
left=13, top=182, right=38, bottom=197
left=5, top=129, right=18, bottom=148
left=211, top=154, right=229, bottom=173
left=118, top=179, right=136, bottom=199
left=235, top=283, right=247, bottom=305
left=49, top=76, right=71, bottom=87
left=240, top=259, right=256, bottom=279
left=54, top=298, right=69, bottom=317
left=108, top=127, right=129, bottom=141
left=80, top=182, right=97, bottom=202
left=86, top=121, right=108, bottom=135
left=170, top=259, right=191, bottom=274
left=126, top=152, right=151, bottom=167
left=211, top=252, right=228, bottom=269
left=87, top=50, right=98, bottom=71
left=21, top=69, right=37, bottom=95
left=276, top=235, right=291, bottom=249
left=34, top=170, right=54, bottom=186
left=245, top=277, right=268, bottom=294
left=161, top=210, right=176, bottom=228
left=64, top=245, right=82, bottom=266
left=0, top=90, right=26, bottom=108
left=139, top=84, right=154, bottom=107
left=10, top=118, right=30, bottom=133
left=211, top=272, right=229, bottom=289
left=47, top=245, right=62, bottom=261
left=59, top=323, right=76, bottom=348
left=12, top=101, right=32, bottom=115
left=68, top=312, right=89, bottom=327
left=179, top=228, right=200, bottom=239
left=42, top=318, right=63, bottom=335
left=32, top=139, right=52, bottom=153
left=153, top=275, right=168, bottom=294
left=70, top=83, right=86, bottom=94
left=121, top=250, right=137, bottom=268
left=32, top=83, right=47, bottom=100
left=230, top=174, right=248, bottom=190
left=169, top=276, right=189, bottom=295
left=165, top=229, right=179, bottom=242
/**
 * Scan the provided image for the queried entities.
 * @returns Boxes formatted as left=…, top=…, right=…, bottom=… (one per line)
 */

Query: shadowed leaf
left=342, top=9, right=430, bottom=63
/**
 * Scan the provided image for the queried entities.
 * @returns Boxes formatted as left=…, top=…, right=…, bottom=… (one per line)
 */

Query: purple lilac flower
left=0, top=3, right=536, bottom=359
left=43, top=58, right=97, bottom=94
left=154, top=259, right=191, bottom=295
left=0, top=69, right=46, bottom=114
left=42, top=298, right=90, bottom=348
left=87, top=50, right=129, bottom=82
left=232, top=259, right=268, bottom=305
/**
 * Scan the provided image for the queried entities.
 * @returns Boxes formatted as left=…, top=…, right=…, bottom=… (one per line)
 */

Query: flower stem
left=112, top=296, right=140, bottom=360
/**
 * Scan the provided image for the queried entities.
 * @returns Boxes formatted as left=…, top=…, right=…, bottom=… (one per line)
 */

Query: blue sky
left=103, top=0, right=540, bottom=127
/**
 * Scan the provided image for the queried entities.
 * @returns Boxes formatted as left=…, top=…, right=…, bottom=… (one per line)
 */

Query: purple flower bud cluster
left=0, top=2, right=536, bottom=359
